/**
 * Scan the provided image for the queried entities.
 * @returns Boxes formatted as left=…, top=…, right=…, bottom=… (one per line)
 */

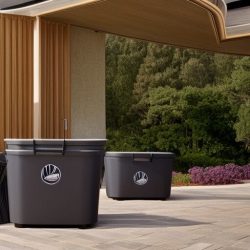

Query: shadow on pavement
left=97, top=213, right=207, bottom=228
left=170, top=193, right=250, bottom=201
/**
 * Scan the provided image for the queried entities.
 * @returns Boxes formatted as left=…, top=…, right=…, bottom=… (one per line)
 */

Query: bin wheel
left=15, top=224, right=26, bottom=228
left=78, top=223, right=95, bottom=229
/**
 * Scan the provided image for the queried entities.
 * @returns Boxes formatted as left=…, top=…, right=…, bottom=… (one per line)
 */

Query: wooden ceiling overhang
left=1, top=0, right=250, bottom=55
left=41, top=0, right=250, bottom=56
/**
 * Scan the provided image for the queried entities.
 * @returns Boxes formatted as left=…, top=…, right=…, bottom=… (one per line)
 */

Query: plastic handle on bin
left=133, top=153, right=153, bottom=162
left=34, top=148, right=64, bottom=154
left=63, top=119, right=68, bottom=155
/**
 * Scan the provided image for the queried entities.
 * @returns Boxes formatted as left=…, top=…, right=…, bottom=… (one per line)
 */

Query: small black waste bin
left=0, top=153, right=9, bottom=224
left=105, top=152, right=175, bottom=200
left=5, top=139, right=106, bottom=228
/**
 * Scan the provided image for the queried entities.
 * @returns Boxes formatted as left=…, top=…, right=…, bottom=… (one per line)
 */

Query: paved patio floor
left=0, top=184, right=250, bottom=250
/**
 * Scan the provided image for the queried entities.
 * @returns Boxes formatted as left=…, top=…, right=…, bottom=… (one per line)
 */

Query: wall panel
left=0, top=14, right=34, bottom=151
left=40, top=19, right=71, bottom=138
left=71, top=26, right=105, bottom=139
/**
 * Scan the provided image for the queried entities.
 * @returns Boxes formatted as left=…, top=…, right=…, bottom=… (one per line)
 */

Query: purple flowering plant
left=188, top=163, right=250, bottom=185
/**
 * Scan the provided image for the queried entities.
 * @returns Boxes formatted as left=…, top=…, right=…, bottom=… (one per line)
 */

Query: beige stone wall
left=70, top=26, right=106, bottom=139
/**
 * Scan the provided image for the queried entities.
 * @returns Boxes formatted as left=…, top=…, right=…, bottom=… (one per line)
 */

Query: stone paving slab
left=0, top=184, right=250, bottom=250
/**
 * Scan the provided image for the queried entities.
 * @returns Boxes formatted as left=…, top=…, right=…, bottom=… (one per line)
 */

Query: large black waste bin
left=5, top=139, right=106, bottom=228
left=105, top=152, right=175, bottom=200
left=0, top=153, right=9, bottom=224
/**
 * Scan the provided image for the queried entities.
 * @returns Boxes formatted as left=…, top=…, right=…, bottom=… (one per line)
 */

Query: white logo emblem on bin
left=133, top=171, right=148, bottom=185
left=41, top=164, right=61, bottom=185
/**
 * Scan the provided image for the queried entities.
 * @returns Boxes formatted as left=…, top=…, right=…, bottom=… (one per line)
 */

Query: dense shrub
left=189, top=163, right=250, bottom=185
left=176, top=153, right=228, bottom=173
left=106, top=129, right=143, bottom=151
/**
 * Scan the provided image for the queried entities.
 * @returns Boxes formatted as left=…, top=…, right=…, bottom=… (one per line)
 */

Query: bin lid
left=5, top=139, right=107, bottom=146
left=105, top=152, right=175, bottom=159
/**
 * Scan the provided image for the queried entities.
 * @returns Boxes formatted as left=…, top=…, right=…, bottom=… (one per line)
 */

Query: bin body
left=105, top=152, right=175, bottom=200
left=5, top=139, right=106, bottom=227
left=0, top=153, right=9, bottom=224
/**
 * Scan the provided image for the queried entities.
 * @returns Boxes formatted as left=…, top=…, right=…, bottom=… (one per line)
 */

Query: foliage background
left=106, top=35, right=250, bottom=172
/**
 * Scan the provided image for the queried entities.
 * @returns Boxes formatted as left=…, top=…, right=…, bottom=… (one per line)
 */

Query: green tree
left=134, top=44, right=180, bottom=100
left=231, top=57, right=250, bottom=101
left=140, top=86, right=187, bottom=153
left=180, top=58, right=208, bottom=87
left=234, top=102, right=250, bottom=150
left=105, top=35, right=249, bottom=167
left=182, top=86, right=237, bottom=156
left=106, top=35, right=147, bottom=129
left=214, top=54, right=237, bottom=84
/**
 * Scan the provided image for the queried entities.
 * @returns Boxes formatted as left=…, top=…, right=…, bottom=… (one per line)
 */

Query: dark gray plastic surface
left=105, top=152, right=175, bottom=200
left=0, top=153, right=9, bottom=224
left=5, top=139, right=106, bottom=227
left=105, top=152, right=175, bottom=159
left=5, top=139, right=106, bottom=152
